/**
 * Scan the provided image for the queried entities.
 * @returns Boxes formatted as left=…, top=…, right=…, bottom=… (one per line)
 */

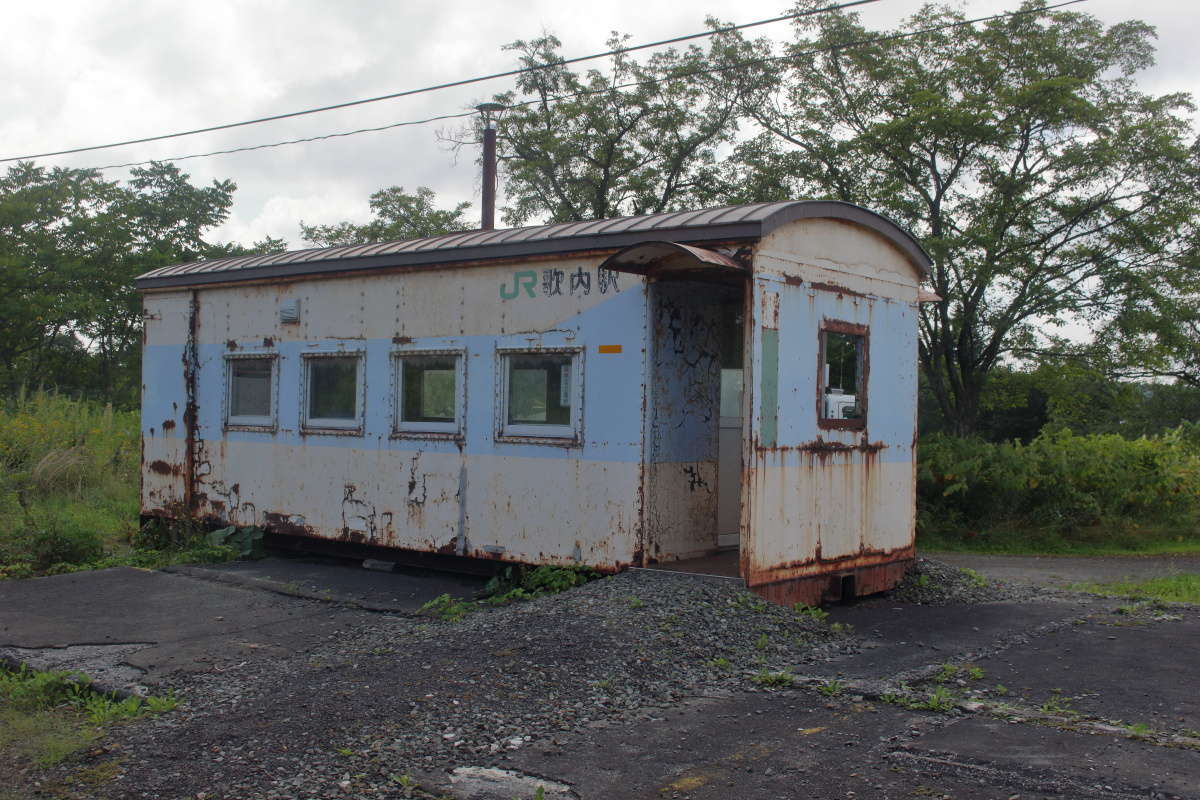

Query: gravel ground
left=888, top=556, right=1047, bottom=605
left=60, top=560, right=1017, bottom=799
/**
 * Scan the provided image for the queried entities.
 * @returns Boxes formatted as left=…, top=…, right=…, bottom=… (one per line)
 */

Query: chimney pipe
left=476, top=102, right=506, bottom=231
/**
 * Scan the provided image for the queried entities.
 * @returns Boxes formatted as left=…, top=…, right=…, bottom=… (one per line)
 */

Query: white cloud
left=2, top=0, right=1195, bottom=248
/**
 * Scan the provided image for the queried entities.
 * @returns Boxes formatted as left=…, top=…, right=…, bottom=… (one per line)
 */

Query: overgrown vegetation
left=0, top=664, right=176, bottom=768
left=0, top=391, right=240, bottom=580
left=918, top=425, right=1200, bottom=554
left=419, top=564, right=602, bottom=621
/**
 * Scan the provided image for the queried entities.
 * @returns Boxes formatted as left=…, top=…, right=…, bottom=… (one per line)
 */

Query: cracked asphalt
left=0, top=553, right=1197, bottom=799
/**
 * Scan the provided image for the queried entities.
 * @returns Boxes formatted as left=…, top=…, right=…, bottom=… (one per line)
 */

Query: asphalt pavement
left=1, top=552, right=1197, bottom=798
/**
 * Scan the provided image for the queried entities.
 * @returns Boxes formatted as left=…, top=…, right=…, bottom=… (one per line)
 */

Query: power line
left=1, top=0, right=881, bottom=164
left=88, top=0, right=1090, bottom=172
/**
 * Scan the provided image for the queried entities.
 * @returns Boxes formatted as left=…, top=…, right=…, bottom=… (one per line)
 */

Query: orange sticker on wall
left=598, top=344, right=623, bottom=354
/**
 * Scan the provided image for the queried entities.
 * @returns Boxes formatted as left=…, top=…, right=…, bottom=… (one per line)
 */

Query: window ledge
left=495, top=433, right=582, bottom=448
left=817, top=419, right=867, bottom=431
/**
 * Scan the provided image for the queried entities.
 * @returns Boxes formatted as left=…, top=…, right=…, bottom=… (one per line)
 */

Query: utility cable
left=87, top=0, right=1090, bottom=172
left=0, top=0, right=881, bottom=164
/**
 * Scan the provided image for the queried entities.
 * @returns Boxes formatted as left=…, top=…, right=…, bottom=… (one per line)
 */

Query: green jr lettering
left=500, top=270, right=538, bottom=300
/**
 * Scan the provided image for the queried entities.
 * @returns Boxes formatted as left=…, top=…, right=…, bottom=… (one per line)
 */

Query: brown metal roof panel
left=569, top=217, right=631, bottom=235
left=587, top=215, right=648, bottom=234
left=645, top=209, right=710, bottom=229
left=361, top=241, right=397, bottom=254
left=411, top=232, right=478, bottom=250
left=445, top=230, right=503, bottom=248
left=543, top=220, right=602, bottom=238
left=492, top=225, right=545, bottom=243
left=696, top=204, right=760, bottom=225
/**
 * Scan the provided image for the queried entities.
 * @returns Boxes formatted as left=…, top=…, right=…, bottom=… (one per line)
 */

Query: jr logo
left=500, top=270, right=538, bottom=300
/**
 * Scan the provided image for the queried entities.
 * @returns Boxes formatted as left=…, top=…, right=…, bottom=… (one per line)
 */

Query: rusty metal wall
left=141, top=213, right=926, bottom=591
left=742, top=218, right=922, bottom=593
left=141, top=291, right=192, bottom=513
left=141, top=257, right=649, bottom=571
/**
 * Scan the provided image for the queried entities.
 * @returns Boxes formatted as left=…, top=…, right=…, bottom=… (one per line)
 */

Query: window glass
left=229, top=358, right=272, bottom=420
left=308, top=357, right=358, bottom=421
left=402, top=356, right=457, bottom=423
left=822, top=331, right=864, bottom=421
left=508, top=354, right=572, bottom=426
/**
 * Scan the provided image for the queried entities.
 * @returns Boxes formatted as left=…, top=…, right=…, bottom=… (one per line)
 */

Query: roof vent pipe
left=476, top=102, right=506, bottom=231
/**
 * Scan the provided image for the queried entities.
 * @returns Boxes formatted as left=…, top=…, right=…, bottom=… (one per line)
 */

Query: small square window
left=395, top=351, right=464, bottom=437
left=819, top=323, right=867, bottom=428
left=302, top=353, right=364, bottom=432
left=226, top=355, right=276, bottom=429
left=499, top=350, right=581, bottom=441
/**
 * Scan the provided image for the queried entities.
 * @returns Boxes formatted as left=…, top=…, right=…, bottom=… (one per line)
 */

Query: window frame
left=224, top=352, right=279, bottom=432
left=816, top=320, right=868, bottom=431
left=300, top=350, right=366, bottom=435
left=496, top=346, right=584, bottom=444
left=392, top=347, right=466, bottom=439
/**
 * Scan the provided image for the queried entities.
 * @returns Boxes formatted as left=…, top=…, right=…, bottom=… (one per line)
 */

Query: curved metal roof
left=136, top=200, right=931, bottom=290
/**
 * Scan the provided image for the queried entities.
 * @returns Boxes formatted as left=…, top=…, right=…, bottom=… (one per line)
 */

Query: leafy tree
left=0, top=161, right=236, bottom=403
left=300, top=186, right=470, bottom=247
left=481, top=31, right=750, bottom=226
left=204, top=236, right=289, bottom=259
left=1091, top=219, right=1200, bottom=388
left=717, top=0, right=1200, bottom=434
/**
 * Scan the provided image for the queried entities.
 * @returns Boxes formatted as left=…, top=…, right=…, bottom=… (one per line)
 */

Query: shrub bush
left=918, top=426, right=1200, bottom=546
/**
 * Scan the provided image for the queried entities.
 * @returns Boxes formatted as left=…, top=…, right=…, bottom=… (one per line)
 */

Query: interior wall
left=642, top=280, right=738, bottom=562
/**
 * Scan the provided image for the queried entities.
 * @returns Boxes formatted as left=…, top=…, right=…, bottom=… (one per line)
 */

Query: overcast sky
left=2, top=0, right=1195, bottom=250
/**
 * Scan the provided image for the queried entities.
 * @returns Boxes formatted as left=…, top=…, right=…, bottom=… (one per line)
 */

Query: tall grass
left=0, top=390, right=140, bottom=576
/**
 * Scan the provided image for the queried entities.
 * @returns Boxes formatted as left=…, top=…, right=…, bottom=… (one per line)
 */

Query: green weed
left=818, top=679, right=844, bottom=697
left=1040, top=690, right=1076, bottom=715
left=793, top=603, right=829, bottom=622
left=706, top=657, right=732, bottom=672
left=754, top=632, right=769, bottom=651
left=479, top=564, right=600, bottom=606
left=922, top=686, right=957, bottom=712
left=751, top=669, right=795, bottom=688
left=419, top=593, right=474, bottom=622
left=934, top=664, right=958, bottom=683
left=1124, top=722, right=1152, bottom=737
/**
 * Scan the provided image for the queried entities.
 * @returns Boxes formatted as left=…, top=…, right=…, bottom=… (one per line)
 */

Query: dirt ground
left=0, top=553, right=1197, bottom=799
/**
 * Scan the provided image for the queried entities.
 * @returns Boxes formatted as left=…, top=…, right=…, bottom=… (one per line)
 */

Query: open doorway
left=640, top=280, right=745, bottom=578
left=593, top=240, right=750, bottom=578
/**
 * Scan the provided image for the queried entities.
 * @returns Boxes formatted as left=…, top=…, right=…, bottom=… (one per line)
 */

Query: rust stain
left=262, top=336, right=274, bottom=347
left=226, top=339, right=238, bottom=350
left=809, top=280, right=866, bottom=299
left=161, top=419, right=176, bottom=432
left=262, top=512, right=315, bottom=538
left=783, top=275, right=803, bottom=287
left=392, top=335, right=414, bottom=344
left=148, top=460, right=178, bottom=476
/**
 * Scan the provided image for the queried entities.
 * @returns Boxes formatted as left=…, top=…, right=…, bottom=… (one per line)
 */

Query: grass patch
left=1072, top=574, right=1200, bottom=604
left=0, top=664, right=176, bottom=771
left=0, top=391, right=246, bottom=580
